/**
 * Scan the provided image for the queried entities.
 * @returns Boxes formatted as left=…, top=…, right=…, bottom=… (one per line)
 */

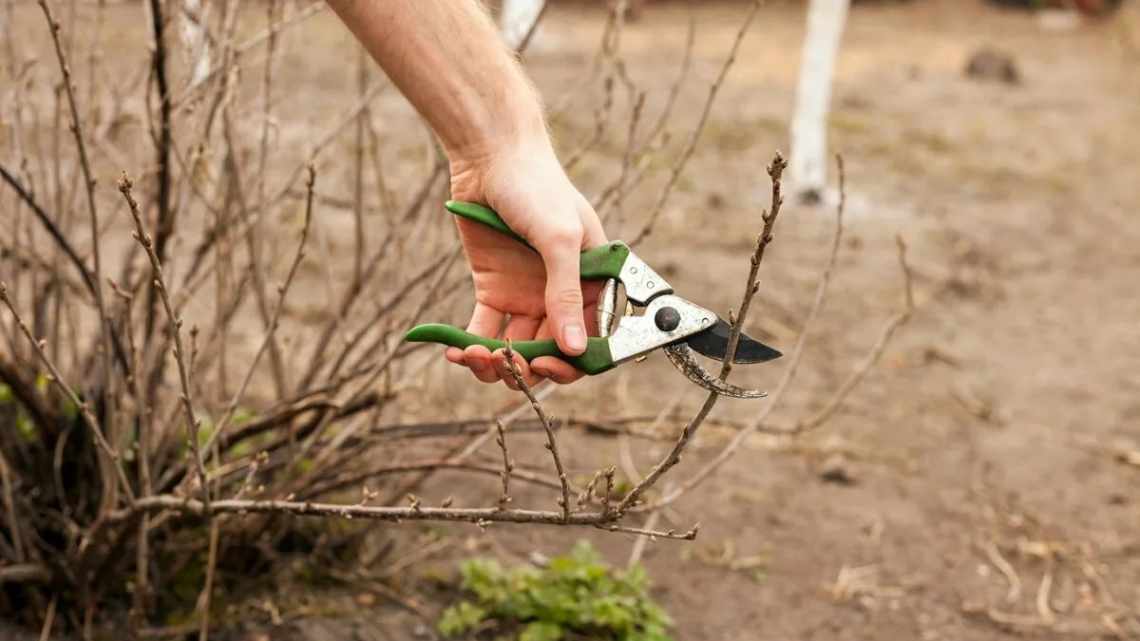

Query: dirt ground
left=247, top=2, right=1139, bottom=639
left=5, top=0, right=1140, bottom=639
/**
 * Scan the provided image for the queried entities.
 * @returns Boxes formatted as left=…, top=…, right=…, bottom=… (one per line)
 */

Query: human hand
left=445, top=139, right=607, bottom=388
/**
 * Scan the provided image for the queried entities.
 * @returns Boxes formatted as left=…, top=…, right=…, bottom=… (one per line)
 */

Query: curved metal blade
left=663, top=344, right=767, bottom=399
left=684, top=318, right=782, bottom=364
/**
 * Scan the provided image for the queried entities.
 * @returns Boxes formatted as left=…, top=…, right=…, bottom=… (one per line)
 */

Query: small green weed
left=438, top=541, right=673, bottom=641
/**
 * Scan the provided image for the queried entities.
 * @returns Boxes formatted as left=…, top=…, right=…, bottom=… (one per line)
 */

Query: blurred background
left=1, top=0, right=1138, bottom=639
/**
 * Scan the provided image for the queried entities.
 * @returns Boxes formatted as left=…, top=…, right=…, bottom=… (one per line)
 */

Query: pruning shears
left=404, top=201, right=782, bottom=398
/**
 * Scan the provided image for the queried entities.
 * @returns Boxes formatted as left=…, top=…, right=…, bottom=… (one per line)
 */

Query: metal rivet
left=647, top=281, right=654, bottom=288
left=630, top=267, right=638, bottom=274
left=654, top=306, right=681, bottom=332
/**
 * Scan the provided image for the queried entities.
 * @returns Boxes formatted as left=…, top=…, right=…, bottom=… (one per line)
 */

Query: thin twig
left=0, top=164, right=97, bottom=302
left=721, top=153, right=787, bottom=383
left=629, top=0, right=761, bottom=246
left=1036, top=558, right=1056, bottom=624
left=784, top=231, right=916, bottom=435
left=979, top=539, right=1023, bottom=604
left=145, top=0, right=174, bottom=342
left=0, top=451, right=24, bottom=563
left=113, top=495, right=611, bottom=527
left=37, top=0, right=118, bottom=432
left=0, top=564, right=50, bottom=583
left=0, top=282, right=135, bottom=500
left=615, top=152, right=786, bottom=516
left=648, top=154, right=847, bottom=510
left=197, top=520, right=220, bottom=641
left=109, top=280, right=154, bottom=620
left=352, top=44, right=368, bottom=288
left=504, top=342, right=571, bottom=522
left=172, top=0, right=326, bottom=106
left=200, top=166, right=316, bottom=461
left=494, top=419, right=513, bottom=509
left=118, top=174, right=210, bottom=510
left=38, top=596, right=57, bottom=641
left=596, top=521, right=698, bottom=541
left=302, top=459, right=563, bottom=500
left=601, top=466, right=615, bottom=518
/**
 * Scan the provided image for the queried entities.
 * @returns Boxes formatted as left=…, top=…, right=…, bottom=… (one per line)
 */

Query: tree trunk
left=790, top=0, right=850, bottom=203
left=500, top=0, right=546, bottom=50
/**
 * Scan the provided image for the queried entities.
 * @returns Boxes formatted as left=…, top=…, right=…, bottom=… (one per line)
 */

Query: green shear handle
left=403, top=201, right=630, bottom=375
left=442, top=201, right=631, bottom=280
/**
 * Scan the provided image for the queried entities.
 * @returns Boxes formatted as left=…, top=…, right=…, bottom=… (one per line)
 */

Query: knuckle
left=539, top=224, right=581, bottom=249
left=551, top=287, right=583, bottom=308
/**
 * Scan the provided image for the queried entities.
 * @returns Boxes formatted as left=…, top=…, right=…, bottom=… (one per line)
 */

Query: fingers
left=447, top=303, right=504, bottom=368
left=530, top=356, right=584, bottom=385
left=578, top=199, right=608, bottom=247
left=466, top=302, right=505, bottom=337
left=495, top=315, right=545, bottom=388
left=492, top=349, right=541, bottom=390
left=537, top=236, right=588, bottom=356
left=451, top=310, right=549, bottom=387
left=502, top=315, right=542, bottom=342
left=461, top=345, right=498, bottom=383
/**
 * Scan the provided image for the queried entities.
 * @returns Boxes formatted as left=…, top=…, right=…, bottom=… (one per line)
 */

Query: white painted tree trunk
left=789, top=0, right=850, bottom=203
left=179, top=0, right=212, bottom=90
left=500, top=0, right=546, bottom=50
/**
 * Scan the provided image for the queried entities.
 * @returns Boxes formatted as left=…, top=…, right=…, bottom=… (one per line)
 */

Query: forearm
left=327, top=0, right=549, bottom=160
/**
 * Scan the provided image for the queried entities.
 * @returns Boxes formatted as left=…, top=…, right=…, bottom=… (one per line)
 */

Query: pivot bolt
left=654, top=306, right=681, bottom=332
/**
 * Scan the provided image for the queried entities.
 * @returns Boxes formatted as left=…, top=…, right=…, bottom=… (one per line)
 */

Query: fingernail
left=563, top=324, right=586, bottom=353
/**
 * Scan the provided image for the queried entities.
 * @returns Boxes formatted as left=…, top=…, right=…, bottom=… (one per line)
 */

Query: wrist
left=448, top=127, right=558, bottom=202
left=443, top=91, right=550, bottom=166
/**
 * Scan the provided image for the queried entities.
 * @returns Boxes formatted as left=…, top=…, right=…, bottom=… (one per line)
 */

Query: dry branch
left=0, top=282, right=134, bottom=501
left=495, top=419, right=513, bottom=508
left=505, top=342, right=572, bottom=522
left=629, top=0, right=761, bottom=247
left=616, top=152, right=787, bottom=516
left=200, top=166, right=316, bottom=462
left=119, top=173, right=210, bottom=509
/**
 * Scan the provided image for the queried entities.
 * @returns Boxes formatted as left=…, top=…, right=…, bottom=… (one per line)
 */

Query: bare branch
left=37, top=0, right=118, bottom=410
left=629, top=0, right=761, bottom=246
left=504, top=342, right=571, bottom=522
left=596, top=520, right=698, bottom=541
left=615, top=151, right=787, bottom=516
left=118, top=173, right=210, bottom=509
left=650, top=154, right=848, bottom=509
left=0, top=563, right=50, bottom=584
left=113, top=495, right=608, bottom=526
left=0, top=283, right=134, bottom=501
left=200, top=165, right=316, bottom=462
left=0, top=164, right=97, bottom=303
left=494, top=419, right=513, bottom=509
left=786, top=234, right=915, bottom=435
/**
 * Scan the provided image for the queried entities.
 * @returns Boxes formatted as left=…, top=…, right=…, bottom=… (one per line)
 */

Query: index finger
left=526, top=317, right=587, bottom=384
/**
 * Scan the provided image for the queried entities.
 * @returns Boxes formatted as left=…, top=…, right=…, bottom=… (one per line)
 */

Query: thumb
left=540, top=240, right=588, bottom=356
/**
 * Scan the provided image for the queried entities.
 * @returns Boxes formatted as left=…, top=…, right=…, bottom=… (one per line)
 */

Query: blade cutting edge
left=683, top=318, right=782, bottom=364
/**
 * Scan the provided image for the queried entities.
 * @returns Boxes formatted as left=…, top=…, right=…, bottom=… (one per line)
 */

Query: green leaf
left=438, top=602, right=487, bottom=637
left=232, top=407, right=257, bottom=426
left=15, top=413, right=37, bottom=442
left=0, top=383, right=12, bottom=404
left=520, top=621, right=563, bottom=641
left=438, top=541, right=674, bottom=641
